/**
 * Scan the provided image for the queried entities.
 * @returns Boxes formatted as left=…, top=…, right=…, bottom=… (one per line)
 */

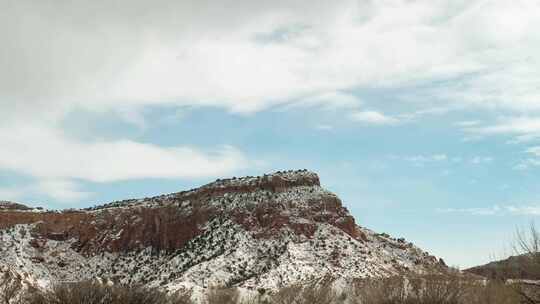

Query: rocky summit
left=0, top=170, right=445, bottom=294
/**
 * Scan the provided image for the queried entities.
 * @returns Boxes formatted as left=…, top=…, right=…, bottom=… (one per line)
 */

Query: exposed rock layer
left=0, top=170, right=445, bottom=292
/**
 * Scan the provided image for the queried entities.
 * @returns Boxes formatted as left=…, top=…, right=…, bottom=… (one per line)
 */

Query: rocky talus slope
left=0, top=170, right=445, bottom=293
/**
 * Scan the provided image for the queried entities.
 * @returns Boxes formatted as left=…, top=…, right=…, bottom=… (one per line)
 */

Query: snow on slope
left=0, top=170, right=445, bottom=294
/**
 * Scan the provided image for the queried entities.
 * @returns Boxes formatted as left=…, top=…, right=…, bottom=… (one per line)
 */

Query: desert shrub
left=0, top=269, right=24, bottom=304
left=349, top=274, right=520, bottom=304
left=24, top=281, right=193, bottom=304
left=6, top=275, right=523, bottom=304
left=467, top=281, right=520, bottom=304
left=407, top=274, right=467, bottom=304
left=298, top=282, right=336, bottom=304
left=263, top=281, right=337, bottom=304
left=351, top=276, right=407, bottom=304
left=205, top=288, right=240, bottom=304
left=267, top=284, right=302, bottom=304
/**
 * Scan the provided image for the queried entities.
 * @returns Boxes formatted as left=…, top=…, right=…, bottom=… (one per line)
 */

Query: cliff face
left=0, top=170, right=445, bottom=292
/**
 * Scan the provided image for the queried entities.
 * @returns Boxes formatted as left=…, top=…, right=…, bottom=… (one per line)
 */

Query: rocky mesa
left=0, top=170, right=446, bottom=293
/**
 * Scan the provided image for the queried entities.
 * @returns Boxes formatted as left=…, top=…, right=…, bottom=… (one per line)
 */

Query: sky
left=1, top=0, right=540, bottom=268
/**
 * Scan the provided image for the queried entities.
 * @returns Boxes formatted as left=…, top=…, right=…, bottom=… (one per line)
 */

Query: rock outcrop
left=0, top=170, right=445, bottom=293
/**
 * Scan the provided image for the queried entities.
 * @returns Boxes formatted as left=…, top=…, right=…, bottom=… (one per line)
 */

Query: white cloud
left=390, top=154, right=448, bottom=167
left=282, top=92, right=362, bottom=112
left=470, top=156, right=494, bottom=165
left=514, top=158, right=540, bottom=170
left=0, top=124, right=247, bottom=184
left=526, top=146, right=540, bottom=157
left=464, top=117, right=540, bottom=142
left=476, top=117, right=540, bottom=135
left=432, top=154, right=448, bottom=161
left=315, top=124, right=334, bottom=131
left=0, top=188, right=22, bottom=202
left=2, top=0, right=540, bottom=122
left=2, top=0, right=540, bottom=199
left=506, top=205, right=540, bottom=216
left=455, top=121, right=481, bottom=127
left=0, top=180, right=91, bottom=204
left=35, top=180, right=92, bottom=202
left=404, top=154, right=447, bottom=163
left=350, top=111, right=400, bottom=125
left=393, top=154, right=496, bottom=167
left=439, top=204, right=540, bottom=216
left=512, top=146, right=540, bottom=170
left=438, top=206, right=502, bottom=216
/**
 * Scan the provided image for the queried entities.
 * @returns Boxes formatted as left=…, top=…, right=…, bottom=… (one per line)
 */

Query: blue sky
left=2, top=0, right=540, bottom=268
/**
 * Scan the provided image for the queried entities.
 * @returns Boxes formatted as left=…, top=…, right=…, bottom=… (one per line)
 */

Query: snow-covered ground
left=0, top=170, right=444, bottom=296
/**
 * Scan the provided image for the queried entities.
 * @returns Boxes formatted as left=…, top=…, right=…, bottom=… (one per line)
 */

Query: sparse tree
left=513, top=222, right=540, bottom=303
left=0, top=269, right=23, bottom=304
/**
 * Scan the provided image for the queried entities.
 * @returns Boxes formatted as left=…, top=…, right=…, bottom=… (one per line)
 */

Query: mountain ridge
left=0, top=169, right=446, bottom=294
left=465, top=254, right=540, bottom=280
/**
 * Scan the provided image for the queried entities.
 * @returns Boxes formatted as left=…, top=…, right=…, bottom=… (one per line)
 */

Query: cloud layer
left=0, top=124, right=246, bottom=183
left=2, top=0, right=540, bottom=119
left=0, top=123, right=247, bottom=202
left=439, top=204, right=540, bottom=216
left=2, top=0, right=540, bottom=202
left=350, top=111, right=400, bottom=125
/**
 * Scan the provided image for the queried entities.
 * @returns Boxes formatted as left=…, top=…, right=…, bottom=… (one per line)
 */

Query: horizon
left=0, top=166, right=529, bottom=269
left=2, top=0, right=540, bottom=270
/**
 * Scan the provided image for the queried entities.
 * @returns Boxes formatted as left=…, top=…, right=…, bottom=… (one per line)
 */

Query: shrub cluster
left=23, top=282, right=192, bottom=304
left=350, top=275, right=519, bottom=304
left=0, top=274, right=526, bottom=304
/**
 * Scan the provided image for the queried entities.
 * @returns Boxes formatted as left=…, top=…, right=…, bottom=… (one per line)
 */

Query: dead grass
left=349, top=274, right=520, bottom=304
left=4, top=274, right=525, bottom=304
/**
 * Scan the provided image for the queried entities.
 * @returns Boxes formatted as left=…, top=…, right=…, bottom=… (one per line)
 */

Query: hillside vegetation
left=0, top=273, right=522, bottom=304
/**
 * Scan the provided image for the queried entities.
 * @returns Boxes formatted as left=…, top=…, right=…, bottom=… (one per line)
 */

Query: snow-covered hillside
left=0, top=170, right=446, bottom=294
